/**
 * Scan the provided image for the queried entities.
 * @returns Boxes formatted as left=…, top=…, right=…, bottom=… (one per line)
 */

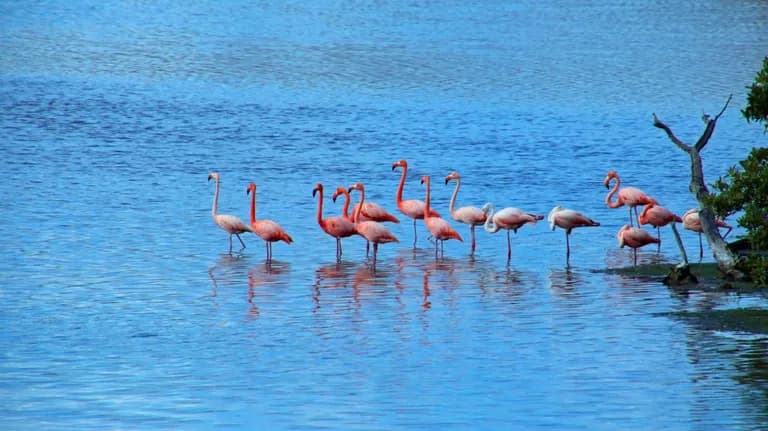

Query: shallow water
left=2, top=1, right=768, bottom=429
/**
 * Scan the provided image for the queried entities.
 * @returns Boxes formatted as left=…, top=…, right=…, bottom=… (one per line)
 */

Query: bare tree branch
left=694, top=94, right=732, bottom=151
left=652, top=113, right=691, bottom=152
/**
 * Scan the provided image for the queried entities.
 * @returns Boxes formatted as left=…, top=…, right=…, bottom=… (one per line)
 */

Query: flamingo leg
left=434, top=240, right=439, bottom=259
left=565, top=231, right=571, bottom=265
left=633, top=248, right=638, bottom=266
left=470, top=225, right=476, bottom=255
left=628, top=206, right=634, bottom=227
left=228, top=235, right=233, bottom=254
left=366, top=241, right=370, bottom=257
left=336, top=238, right=342, bottom=262
left=372, top=243, right=379, bottom=268
left=506, top=229, right=512, bottom=263
left=412, top=220, right=417, bottom=248
left=235, top=233, right=246, bottom=250
left=698, top=233, right=703, bottom=260
left=656, top=226, right=661, bottom=253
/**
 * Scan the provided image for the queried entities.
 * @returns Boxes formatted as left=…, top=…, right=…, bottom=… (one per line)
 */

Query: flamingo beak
left=312, top=188, right=318, bottom=197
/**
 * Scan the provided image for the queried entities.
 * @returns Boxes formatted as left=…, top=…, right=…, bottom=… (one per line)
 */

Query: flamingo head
left=445, top=171, right=460, bottom=185
left=312, top=183, right=322, bottom=198
left=246, top=182, right=256, bottom=195
left=603, top=170, right=618, bottom=188
left=207, top=172, right=219, bottom=182
left=420, top=175, right=430, bottom=185
left=547, top=206, right=563, bottom=231
left=332, top=186, right=347, bottom=202
left=480, top=202, right=492, bottom=215
left=392, top=159, right=407, bottom=171
left=348, top=182, right=364, bottom=194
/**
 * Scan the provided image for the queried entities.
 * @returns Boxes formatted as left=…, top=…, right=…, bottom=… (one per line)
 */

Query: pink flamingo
left=331, top=186, right=354, bottom=222
left=681, top=208, right=733, bottom=260
left=483, top=203, right=544, bottom=263
left=208, top=172, right=252, bottom=253
left=392, top=159, right=440, bottom=247
left=445, top=171, right=488, bottom=256
left=420, top=175, right=463, bottom=258
left=548, top=206, right=600, bottom=264
left=617, top=225, right=660, bottom=265
left=604, top=170, right=658, bottom=227
left=246, top=182, right=293, bottom=262
left=638, top=203, right=682, bottom=252
left=348, top=182, right=399, bottom=266
left=313, top=183, right=359, bottom=262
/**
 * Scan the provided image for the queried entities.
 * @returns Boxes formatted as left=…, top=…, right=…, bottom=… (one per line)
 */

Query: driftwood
left=652, top=95, right=744, bottom=280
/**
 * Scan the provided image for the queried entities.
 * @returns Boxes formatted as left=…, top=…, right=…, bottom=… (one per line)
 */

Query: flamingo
left=617, top=225, right=660, bottom=265
left=392, top=159, right=441, bottom=247
left=638, top=203, right=682, bottom=252
left=331, top=186, right=354, bottom=222
left=313, top=183, right=359, bottom=262
left=681, top=208, right=733, bottom=260
left=604, top=170, right=658, bottom=226
left=420, top=175, right=463, bottom=258
left=208, top=172, right=252, bottom=253
left=445, top=171, right=488, bottom=256
left=483, top=203, right=544, bottom=263
left=348, top=182, right=399, bottom=266
left=246, top=182, right=293, bottom=262
left=548, top=206, right=600, bottom=265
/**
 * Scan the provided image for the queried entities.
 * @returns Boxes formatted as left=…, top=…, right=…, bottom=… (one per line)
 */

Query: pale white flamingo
left=548, top=206, right=600, bottom=265
left=483, top=203, right=543, bottom=262
left=246, top=182, right=293, bottom=262
left=445, top=171, right=488, bottom=256
left=208, top=172, right=251, bottom=253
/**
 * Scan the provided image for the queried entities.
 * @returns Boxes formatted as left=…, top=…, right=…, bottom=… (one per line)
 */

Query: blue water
left=2, top=1, right=768, bottom=429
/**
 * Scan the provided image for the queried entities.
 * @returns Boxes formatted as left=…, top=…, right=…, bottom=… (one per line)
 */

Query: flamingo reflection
left=247, top=260, right=290, bottom=317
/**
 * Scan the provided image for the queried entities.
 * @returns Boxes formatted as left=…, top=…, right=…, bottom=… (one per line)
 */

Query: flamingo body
left=208, top=172, right=252, bottom=253
left=421, top=175, right=462, bottom=257
left=617, top=224, right=660, bottom=265
left=445, top=171, right=486, bottom=255
left=392, top=160, right=440, bottom=247
left=682, top=208, right=733, bottom=259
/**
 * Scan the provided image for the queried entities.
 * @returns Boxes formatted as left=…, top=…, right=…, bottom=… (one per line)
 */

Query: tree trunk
left=652, top=95, right=744, bottom=279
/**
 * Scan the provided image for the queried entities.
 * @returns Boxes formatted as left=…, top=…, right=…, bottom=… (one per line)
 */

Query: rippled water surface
left=2, top=1, right=768, bottom=429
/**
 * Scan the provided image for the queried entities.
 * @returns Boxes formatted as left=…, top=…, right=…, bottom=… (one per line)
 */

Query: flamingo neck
left=423, top=178, right=431, bottom=218
left=212, top=178, right=220, bottom=217
left=353, top=188, right=365, bottom=224
left=249, top=188, right=257, bottom=224
left=341, top=192, right=351, bottom=220
left=605, top=176, right=622, bottom=208
left=315, top=188, right=324, bottom=226
left=448, top=177, right=460, bottom=216
left=483, top=205, right=498, bottom=233
left=395, top=165, right=406, bottom=204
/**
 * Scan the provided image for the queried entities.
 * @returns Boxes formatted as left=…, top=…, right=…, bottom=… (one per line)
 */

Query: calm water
left=2, top=1, right=768, bottom=429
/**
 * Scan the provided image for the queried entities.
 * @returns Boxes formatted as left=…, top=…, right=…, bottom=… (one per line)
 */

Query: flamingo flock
left=208, top=165, right=732, bottom=267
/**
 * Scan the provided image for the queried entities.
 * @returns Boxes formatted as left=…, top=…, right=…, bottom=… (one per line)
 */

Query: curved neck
left=605, top=176, right=622, bottom=208
left=448, top=177, right=460, bottom=215
left=315, top=188, right=325, bottom=226
left=249, top=188, right=257, bottom=224
left=395, top=165, right=407, bottom=204
left=211, top=178, right=220, bottom=217
left=353, top=188, right=365, bottom=223
left=484, top=205, right=498, bottom=233
left=340, top=191, right=351, bottom=219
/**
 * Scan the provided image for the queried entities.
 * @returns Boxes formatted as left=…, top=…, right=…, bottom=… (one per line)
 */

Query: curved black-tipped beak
left=312, top=189, right=318, bottom=197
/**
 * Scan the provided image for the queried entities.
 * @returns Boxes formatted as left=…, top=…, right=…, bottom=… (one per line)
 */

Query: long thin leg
left=228, top=235, right=233, bottom=254
left=633, top=248, right=638, bottom=266
left=372, top=243, right=379, bottom=269
left=434, top=240, right=439, bottom=259
left=236, top=233, right=246, bottom=250
left=656, top=226, right=661, bottom=253
left=634, top=206, right=641, bottom=227
left=366, top=241, right=370, bottom=257
left=412, top=220, right=417, bottom=248
left=628, top=207, right=634, bottom=227
left=470, top=225, right=476, bottom=255
left=565, top=232, right=571, bottom=265
left=698, top=233, right=703, bottom=260
left=336, top=238, right=342, bottom=262
left=506, top=229, right=512, bottom=263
